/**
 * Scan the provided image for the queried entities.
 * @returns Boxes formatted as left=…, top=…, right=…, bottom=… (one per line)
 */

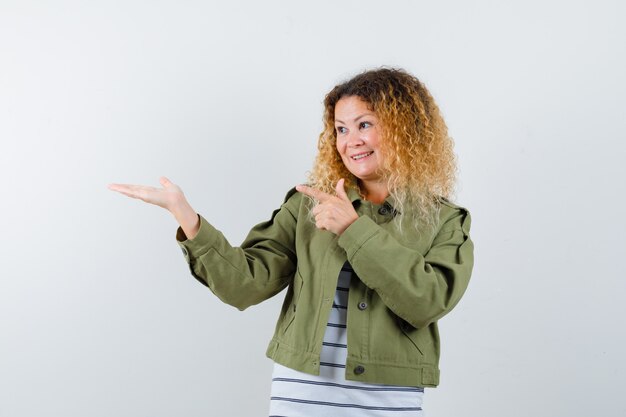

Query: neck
left=360, top=180, right=389, bottom=204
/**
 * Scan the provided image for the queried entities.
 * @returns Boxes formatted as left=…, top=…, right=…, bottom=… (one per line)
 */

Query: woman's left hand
left=296, top=179, right=359, bottom=236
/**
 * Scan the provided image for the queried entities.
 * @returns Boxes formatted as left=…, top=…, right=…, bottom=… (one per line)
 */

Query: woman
left=109, top=68, right=474, bottom=416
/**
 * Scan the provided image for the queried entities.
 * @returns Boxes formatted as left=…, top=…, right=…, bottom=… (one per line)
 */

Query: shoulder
left=279, top=186, right=306, bottom=217
left=437, top=196, right=472, bottom=235
left=438, top=196, right=467, bottom=211
left=280, top=186, right=299, bottom=203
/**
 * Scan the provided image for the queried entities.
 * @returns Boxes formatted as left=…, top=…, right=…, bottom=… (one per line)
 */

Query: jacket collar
left=346, top=186, right=400, bottom=214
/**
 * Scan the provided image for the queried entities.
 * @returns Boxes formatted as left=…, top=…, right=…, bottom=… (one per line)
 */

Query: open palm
left=108, top=177, right=185, bottom=211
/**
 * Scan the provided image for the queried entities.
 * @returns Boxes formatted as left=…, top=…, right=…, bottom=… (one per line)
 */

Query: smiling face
left=334, top=96, right=386, bottom=196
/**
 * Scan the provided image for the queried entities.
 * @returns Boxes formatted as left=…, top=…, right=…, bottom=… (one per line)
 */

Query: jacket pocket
left=282, top=269, right=304, bottom=334
left=398, top=319, right=425, bottom=356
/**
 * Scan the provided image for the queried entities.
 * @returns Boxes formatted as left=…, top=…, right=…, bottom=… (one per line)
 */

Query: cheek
left=369, top=131, right=382, bottom=151
left=335, top=139, right=345, bottom=155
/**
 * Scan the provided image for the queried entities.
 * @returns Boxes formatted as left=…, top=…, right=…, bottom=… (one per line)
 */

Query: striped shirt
left=269, top=262, right=424, bottom=416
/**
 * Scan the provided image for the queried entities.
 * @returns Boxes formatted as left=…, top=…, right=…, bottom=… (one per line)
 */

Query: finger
left=113, top=188, right=142, bottom=200
left=296, top=184, right=331, bottom=202
left=108, top=184, right=154, bottom=199
left=314, top=212, right=325, bottom=223
left=335, top=178, right=351, bottom=202
left=159, top=177, right=172, bottom=187
left=108, top=183, right=136, bottom=194
left=315, top=217, right=327, bottom=230
left=114, top=189, right=137, bottom=199
left=311, top=204, right=324, bottom=216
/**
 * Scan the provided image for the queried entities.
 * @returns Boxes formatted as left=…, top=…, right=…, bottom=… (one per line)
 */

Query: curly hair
left=308, top=67, right=457, bottom=233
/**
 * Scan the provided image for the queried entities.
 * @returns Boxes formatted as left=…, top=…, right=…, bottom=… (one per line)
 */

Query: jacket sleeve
left=176, top=189, right=299, bottom=310
left=337, top=206, right=474, bottom=329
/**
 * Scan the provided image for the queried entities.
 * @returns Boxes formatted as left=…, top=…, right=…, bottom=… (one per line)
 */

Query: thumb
left=159, top=176, right=172, bottom=187
left=335, top=178, right=350, bottom=202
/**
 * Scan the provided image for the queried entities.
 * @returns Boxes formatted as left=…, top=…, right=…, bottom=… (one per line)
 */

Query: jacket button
left=354, top=365, right=365, bottom=375
left=378, top=206, right=389, bottom=215
left=181, top=248, right=188, bottom=256
left=358, top=301, right=368, bottom=310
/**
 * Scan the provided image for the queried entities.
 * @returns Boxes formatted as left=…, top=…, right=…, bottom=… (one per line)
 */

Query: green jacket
left=176, top=187, right=474, bottom=387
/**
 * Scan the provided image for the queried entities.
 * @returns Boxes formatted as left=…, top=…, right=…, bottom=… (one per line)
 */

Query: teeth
left=352, top=152, right=373, bottom=160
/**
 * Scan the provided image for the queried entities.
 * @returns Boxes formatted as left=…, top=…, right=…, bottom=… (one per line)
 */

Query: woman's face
left=334, top=96, right=384, bottom=186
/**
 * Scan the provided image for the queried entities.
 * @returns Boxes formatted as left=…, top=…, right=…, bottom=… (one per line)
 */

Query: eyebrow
left=335, top=113, right=375, bottom=125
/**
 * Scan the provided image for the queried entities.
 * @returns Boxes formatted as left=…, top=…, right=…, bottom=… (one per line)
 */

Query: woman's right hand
left=108, top=177, right=201, bottom=240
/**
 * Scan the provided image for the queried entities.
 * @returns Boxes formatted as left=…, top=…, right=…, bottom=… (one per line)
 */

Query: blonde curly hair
left=308, top=67, right=457, bottom=233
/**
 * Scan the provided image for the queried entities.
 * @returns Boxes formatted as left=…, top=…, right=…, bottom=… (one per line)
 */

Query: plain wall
left=1, top=1, right=625, bottom=416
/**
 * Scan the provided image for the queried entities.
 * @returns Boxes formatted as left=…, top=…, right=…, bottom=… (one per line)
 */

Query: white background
left=1, top=1, right=625, bottom=416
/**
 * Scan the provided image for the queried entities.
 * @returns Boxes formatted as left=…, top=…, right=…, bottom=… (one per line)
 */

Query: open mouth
left=351, top=151, right=373, bottom=161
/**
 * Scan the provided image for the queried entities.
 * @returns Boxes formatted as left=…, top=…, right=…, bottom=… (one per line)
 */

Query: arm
left=107, top=177, right=299, bottom=310
left=337, top=206, right=474, bottom=329
left=176, top=189, right=300, bottom=310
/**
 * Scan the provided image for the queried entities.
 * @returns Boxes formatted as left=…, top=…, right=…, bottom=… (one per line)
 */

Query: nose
left=346, top=130, right=364, bottom=147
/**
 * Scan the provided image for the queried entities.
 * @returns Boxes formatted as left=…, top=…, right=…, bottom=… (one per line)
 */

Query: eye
left=359, top=121, right=372, bottom=129
left=336, top=126, right=347, bottom=134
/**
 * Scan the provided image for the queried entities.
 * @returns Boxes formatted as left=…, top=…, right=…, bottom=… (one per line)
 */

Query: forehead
left=335, top=96, right=376, bottom=121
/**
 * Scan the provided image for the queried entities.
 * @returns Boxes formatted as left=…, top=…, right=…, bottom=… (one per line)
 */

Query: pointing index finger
left=296, top=184, right=331, bottom=202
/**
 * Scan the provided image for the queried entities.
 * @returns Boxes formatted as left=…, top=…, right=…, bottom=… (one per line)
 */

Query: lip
left=350, top=151, right=374, bottom=160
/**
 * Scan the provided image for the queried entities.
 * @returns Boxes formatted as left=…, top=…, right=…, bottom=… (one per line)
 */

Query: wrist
left=170, top=198, right=200, bottom=238
left=169, top=196, right=192, bottom=218
left=170, top=201, right=198, bottom=226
